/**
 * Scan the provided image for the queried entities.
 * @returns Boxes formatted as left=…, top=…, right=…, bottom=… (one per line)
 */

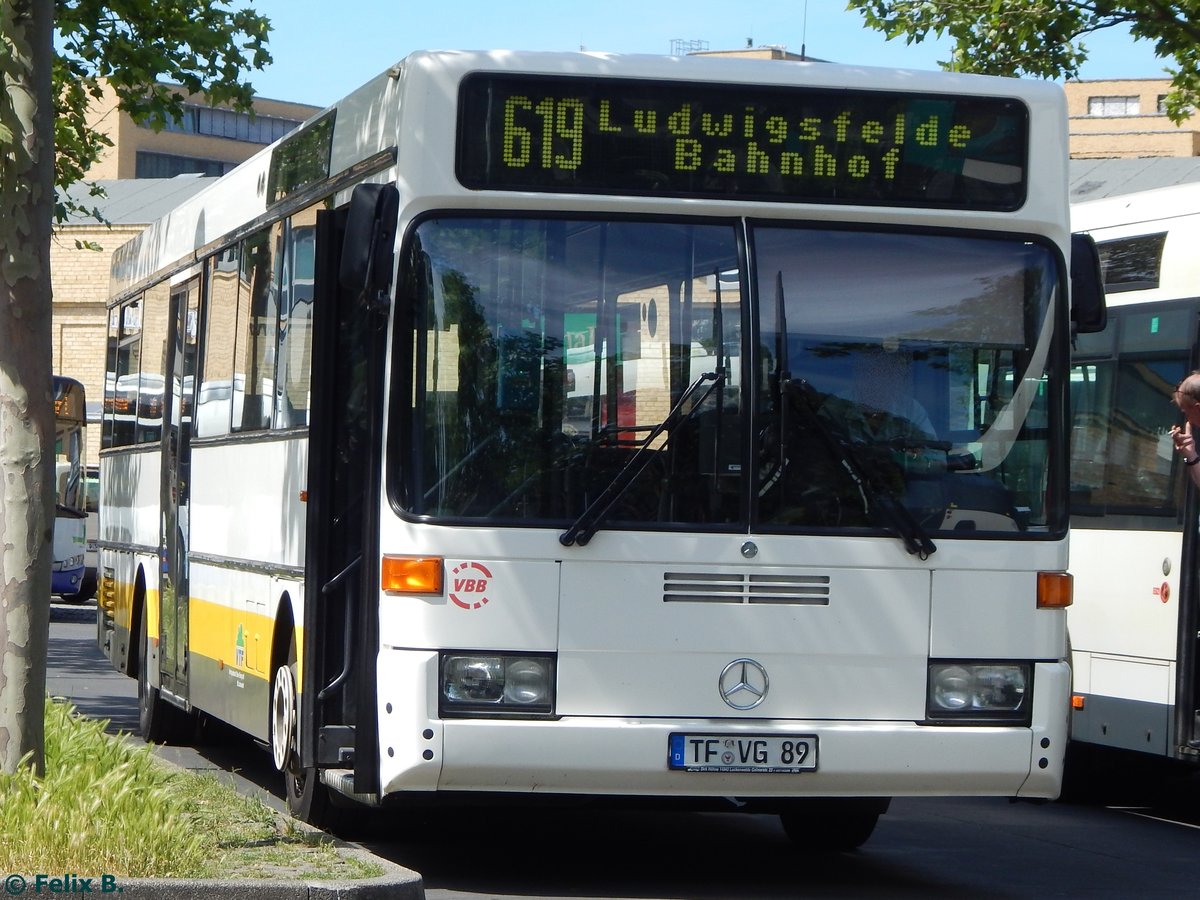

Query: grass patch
left=0, top=699, right=381, bottom=881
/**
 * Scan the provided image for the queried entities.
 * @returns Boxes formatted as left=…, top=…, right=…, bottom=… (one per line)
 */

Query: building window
left=153, top=104, right=303, bottom=145
left=1088, top=95, right=1140, bottom=117
left=1158, top=94, right=1169, bottom=115
left=135, top=151, right=233, bottom=179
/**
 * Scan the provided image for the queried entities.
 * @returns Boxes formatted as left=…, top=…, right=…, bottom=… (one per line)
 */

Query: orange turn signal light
left=1072, top=695, right=1086, bottom=710
left=1037, top=571, right=1073, bottom=609
left=381, top=555, right=443, bottom=594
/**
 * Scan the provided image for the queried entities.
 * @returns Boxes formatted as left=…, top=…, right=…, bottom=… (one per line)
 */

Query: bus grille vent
left=663, top=572, right=831, bottom=605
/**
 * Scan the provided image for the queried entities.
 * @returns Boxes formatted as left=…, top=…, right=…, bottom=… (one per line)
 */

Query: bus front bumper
left=377, top=660, right=1068, bottom=801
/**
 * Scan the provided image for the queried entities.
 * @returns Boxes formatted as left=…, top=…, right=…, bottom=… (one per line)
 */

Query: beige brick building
left=82, top=80, right=320, bottom=180
left=1065, top=78, right=1200, bottom=158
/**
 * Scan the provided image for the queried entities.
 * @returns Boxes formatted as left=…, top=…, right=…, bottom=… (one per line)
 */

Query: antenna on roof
left=801, top=0, right=808, bottom=60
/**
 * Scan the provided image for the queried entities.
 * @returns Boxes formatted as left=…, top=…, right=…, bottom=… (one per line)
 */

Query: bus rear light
left=1037, top=572, right=1073, bottom=608
left=381, top=555, right=443, bottom=594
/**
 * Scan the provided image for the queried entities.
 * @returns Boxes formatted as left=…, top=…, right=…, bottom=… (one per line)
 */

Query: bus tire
left=136, top=608, right=191, bottom=744
left=780, top=798, right=889, bottom=852
left=61, top=576, right=95, bottom=604
left=272, top=633, right=342, bottom=830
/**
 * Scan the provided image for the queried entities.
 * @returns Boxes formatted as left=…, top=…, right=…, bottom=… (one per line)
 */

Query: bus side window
left=233, top=225, right=283, bottom=432
left=197, top=246, right=240, bottom=438
left=136, top=283, right=170, bottom=445
left=105, top=298, right=145, bottom=449
left=276, top=209, right=321, bottom=428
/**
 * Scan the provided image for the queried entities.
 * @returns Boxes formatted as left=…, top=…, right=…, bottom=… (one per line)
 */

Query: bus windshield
left=400, top=216, right=1061, bottom=539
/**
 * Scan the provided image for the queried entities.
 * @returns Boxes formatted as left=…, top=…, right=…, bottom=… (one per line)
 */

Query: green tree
left=848, top=1, right=1200, bottom=122
left=0, top=0, right=270, bottom=774
left=56, top=0, right=270, bottom=219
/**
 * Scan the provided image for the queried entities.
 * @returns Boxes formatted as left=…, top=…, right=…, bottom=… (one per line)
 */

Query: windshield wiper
left=559, top=370, right=724, bottom=548
left=783, top=378, right=937, bottom=560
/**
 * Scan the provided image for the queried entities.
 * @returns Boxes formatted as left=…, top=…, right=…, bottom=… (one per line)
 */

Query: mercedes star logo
left=718, top=658, right=769, bottom=710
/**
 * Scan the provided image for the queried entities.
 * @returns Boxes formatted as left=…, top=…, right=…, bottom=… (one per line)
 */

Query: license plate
left=668, top=733, right=818, bottom=773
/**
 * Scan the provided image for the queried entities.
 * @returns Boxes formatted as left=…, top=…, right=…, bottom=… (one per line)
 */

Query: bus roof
left=1072, top=180, right=1200, bottom=233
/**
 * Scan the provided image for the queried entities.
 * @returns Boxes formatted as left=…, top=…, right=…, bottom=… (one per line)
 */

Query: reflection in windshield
left=755, top=227, right=1059, bottom=536
left=398, top=217, right=1063, bottom=539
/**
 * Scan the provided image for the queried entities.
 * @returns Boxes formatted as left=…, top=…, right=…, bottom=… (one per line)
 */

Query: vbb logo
left=449, top=561, right=493, bottom=609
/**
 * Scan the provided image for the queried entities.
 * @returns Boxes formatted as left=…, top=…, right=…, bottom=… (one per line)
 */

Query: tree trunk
left=0, top=0, right=57, bottom=775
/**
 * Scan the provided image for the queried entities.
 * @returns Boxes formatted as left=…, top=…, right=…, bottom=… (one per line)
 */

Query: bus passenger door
left=301, top=185, right=395, bottom=798
left=159, top=277, right=200, bottom=700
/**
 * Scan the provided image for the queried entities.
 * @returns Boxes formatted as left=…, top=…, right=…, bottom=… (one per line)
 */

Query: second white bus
left=1069, top=181, right=1200, bottom=768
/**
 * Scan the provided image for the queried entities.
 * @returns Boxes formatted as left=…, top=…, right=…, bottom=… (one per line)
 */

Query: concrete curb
left=91, top=825, right=425, bottom=898
left=109, top=850, right=423, bottom=898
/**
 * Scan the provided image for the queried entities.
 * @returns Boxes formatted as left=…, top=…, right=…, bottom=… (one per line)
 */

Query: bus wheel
left=779, top=798, right=889, bottom=852
left=270, top=659, right=297, bottom=772
left=271, top=636, right=339, bottom=829
left=137, top=611, right=190, bottom=744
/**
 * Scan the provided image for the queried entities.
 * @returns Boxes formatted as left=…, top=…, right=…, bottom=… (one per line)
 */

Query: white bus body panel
left=189, top=438, right=308, bottom=568
left=377, top=520, right=1068, bottom=799
left=1070, top=529, right=1181, bottom=669
left=1069, top=527, right=1181, bottom=753
left=101, top=448, right=161, bottom=553
left=185, top=437, right=308, bottom=739
left=98, top=448, right=162, bottom=681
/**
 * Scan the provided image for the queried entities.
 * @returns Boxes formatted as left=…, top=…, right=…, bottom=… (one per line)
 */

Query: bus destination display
left=457, top=74, right=1028, bottom=210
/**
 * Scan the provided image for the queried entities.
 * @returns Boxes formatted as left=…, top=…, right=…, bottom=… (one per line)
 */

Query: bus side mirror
left=339, top=182, right=400, bottom=301
left=1070, top=232, right=1107, bottom=335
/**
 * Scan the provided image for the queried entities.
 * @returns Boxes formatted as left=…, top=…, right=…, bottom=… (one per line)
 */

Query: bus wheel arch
left=124, top=568, right=147, bottom=678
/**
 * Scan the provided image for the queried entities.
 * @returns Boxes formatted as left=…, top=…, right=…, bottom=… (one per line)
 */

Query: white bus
left=53, top=375, right=90, bottom=602
left=96, top=50, right=1105, bottom=844
left=1068, top=182, right=1200, bottom=768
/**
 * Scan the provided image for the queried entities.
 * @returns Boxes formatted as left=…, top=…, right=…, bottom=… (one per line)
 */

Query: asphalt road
left=47, top=599, right=1200, bottom=899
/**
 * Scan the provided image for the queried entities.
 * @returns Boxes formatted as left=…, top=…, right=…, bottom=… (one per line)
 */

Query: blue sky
left=244, top=0, right=1170, bottom=106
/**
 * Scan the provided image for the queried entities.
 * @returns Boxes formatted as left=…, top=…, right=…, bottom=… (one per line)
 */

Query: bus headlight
left=440, top=653, right=555, bottom=717
left=52, top=554, right=85, bottom=572
left=926, top=662, right=1029, bottom=724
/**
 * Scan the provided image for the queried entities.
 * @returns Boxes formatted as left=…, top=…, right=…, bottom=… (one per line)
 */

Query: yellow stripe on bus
left=105, top=576, right=304, bottom=682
